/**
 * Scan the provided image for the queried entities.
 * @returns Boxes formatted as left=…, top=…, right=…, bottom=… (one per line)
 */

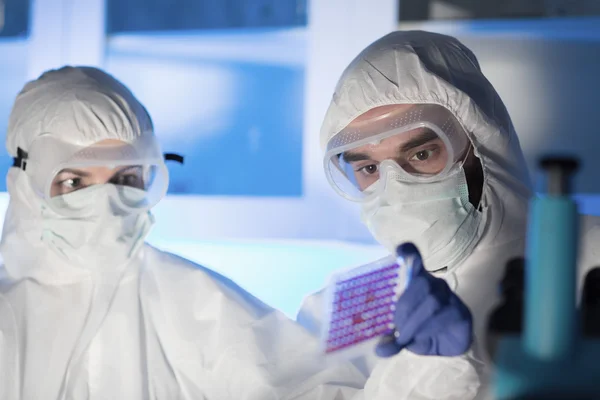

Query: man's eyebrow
left=340, top=151, right=372, bottom=163
left=399, top=130, right=440, bottom=153
left=57, top=168, right=91, bottom=177
left=110, top=166, right=144, bottom=182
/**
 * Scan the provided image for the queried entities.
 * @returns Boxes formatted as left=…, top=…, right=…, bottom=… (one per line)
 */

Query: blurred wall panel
left=0, top=0, right=31, bottom=187
left=98, top=0, right=398, bottom=242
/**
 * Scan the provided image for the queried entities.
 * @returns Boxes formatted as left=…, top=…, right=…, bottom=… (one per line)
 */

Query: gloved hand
left=375, top=243, right=473, bottom=357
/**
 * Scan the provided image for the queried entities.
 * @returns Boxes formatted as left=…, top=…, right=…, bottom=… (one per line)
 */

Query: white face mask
left=40, top=185, right=154, bottom=268
left=360, top=162, right=482, bottom=272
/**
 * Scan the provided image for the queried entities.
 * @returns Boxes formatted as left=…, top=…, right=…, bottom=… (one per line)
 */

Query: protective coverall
left=298, top=30, right=600, bottom=400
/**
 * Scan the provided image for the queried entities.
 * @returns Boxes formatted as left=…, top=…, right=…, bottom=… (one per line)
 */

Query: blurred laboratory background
left=0, top=0, right=599, bottom=317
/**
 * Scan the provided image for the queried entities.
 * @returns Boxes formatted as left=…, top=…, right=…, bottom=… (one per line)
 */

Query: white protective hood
left=320, top=30, right=533, bottom=255
left=1, top=66, right=155, bottom=282
left=7, top=65, right=151, bottom=150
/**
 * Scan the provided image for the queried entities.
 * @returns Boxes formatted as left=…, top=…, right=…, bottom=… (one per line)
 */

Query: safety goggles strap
left=12, top=147, right=28, bottom=171
left=164, top=153, right=184, bottom=164
left=12, top=148, right=184, bottom=170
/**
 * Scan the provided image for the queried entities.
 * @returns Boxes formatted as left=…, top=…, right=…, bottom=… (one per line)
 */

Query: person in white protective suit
left=0, top=66, right=380, bottom=400
left=296, top=30, right=600, bottom=399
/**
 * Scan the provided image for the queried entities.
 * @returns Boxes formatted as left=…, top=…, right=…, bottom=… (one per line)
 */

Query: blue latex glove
left=375, top=243, right=473, bottom=357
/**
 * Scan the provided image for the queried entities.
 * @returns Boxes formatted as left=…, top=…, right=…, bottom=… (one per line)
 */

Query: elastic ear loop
left=457, top=144, right=484, bottom=211
left=458, top=143, right=473, bottom=169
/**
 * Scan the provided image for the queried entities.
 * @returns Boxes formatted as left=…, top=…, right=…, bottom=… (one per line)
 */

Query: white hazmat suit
left=0, top=67, right=371, bottom=400
left=298, top=30, right=600, bottom=399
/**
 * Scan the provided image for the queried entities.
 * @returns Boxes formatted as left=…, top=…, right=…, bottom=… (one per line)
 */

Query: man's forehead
left=350, top=104, right=415, bottom=125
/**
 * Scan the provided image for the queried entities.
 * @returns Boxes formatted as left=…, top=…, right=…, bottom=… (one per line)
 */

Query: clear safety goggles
left=13, top=134, right=181, bottom=217
left=324, top=104, right=470, bottom=202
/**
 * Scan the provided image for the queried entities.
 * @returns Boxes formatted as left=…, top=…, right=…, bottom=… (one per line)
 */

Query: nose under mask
left=40, top=185, right=154, bottom=267
left=360, top=162, right=482, bottom=272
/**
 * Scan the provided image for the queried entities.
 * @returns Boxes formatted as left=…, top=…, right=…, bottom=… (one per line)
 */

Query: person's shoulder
left=579, top=214, right=600, bottom=254
left=142, top=244, right=273, bottom=316
left=142, top=244, right=244, bottom=288
left=580, top=214, right=600, bottom=234
left=0, top=263, right=14, bottom=292
left=143, top=244, right=208, bottom=274
left=578, top=214, right=600, bottom=273
left=0, top=264, right=17, bottom=317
